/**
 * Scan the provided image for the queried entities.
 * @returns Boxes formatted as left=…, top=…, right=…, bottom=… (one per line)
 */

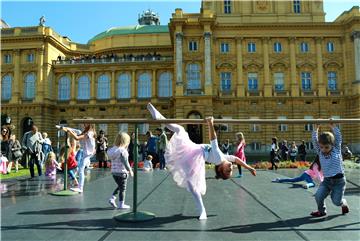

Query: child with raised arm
left=272, top=155, right=323, bottom=189
left=58, top=119, right=96, bottom=193
left=107, top=132, right=134, bottom=209
left=310, top=121, right=349, bottom=217
left=147, top=103, right=256, bottom=220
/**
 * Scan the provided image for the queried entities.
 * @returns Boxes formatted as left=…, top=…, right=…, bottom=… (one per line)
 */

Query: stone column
left=316, top=37, right=325, bottom=96
left=11, top=49, right=20, bottom=103
left=289, top=37, right=298, bottom=96
left=110, top=71, right=116, bottom=104
left=263, top=37, right=271, bottom=96
left=35, top=47, right=44, bottom=102
left=152, top=70, right=157, bottom=99
left=236, top=37, right=244, bottom=97
left=204, top=32, right=212, bottom=86
left=130, top=70, right=136, bottom=103
left=90, top=71, right=96, bottom=104
left=175, top=32, right=183, bottom=96
left=352, top=31, right=360, bottom=82
left=70, top=72, right=76, bottom=104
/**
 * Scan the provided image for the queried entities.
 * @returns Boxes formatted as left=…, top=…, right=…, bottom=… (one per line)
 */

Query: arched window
left=158, top=72, right=172, bottom=97
left=77, top=75, right=90, bottom=100
left=58, top=76, right=71, bottom=100
left=97, top=74, right=110, bottom=99
left=1, top=74, right=12, bottom=100
left=24, top=73, right=36, bottom=99
left=117, top=73, right=131, bottom=99
left=138, top=73, right=151, bottom=98
left=186, top=63, right=200, bottom=90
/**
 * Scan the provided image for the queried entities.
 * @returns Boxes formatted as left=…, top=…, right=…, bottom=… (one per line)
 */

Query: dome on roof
left=88, top=24, right=168, bottom=43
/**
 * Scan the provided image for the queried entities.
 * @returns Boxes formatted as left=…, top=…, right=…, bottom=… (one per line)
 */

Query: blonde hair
left=113, top=132, right=131, bottom=147
left=45, top=152, right=56, bottom=168
left=235, top=132, right=245, bottom=143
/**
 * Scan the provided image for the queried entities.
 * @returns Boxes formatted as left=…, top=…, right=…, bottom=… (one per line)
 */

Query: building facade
left=2, top=1, right=360, bottom=154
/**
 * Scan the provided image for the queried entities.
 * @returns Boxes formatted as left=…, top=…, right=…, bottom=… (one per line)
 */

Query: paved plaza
left=1, top=168, right=359, bottom=241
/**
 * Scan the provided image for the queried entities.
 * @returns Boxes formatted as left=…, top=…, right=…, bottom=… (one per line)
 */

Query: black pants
left=112, top=173, right=128, bottom=201
left=270, top=152, right=278, bottom=170
left=237, top=164, right=242, bottom=175
left=29, top=153, right=42, bottom=177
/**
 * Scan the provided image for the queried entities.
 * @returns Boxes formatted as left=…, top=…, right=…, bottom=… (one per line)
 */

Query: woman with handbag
left=8, top=135, right=23, bottom=173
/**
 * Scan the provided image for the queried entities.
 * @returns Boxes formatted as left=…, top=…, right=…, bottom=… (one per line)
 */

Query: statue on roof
left=39, top=16, right=46, bottom=26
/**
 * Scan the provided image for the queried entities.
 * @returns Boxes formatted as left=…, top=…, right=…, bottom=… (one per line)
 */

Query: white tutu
left=165, top=128, right=206, bottom=195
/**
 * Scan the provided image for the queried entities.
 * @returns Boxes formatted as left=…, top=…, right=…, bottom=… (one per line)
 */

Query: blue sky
left=2, top=0, right=359, bottom=44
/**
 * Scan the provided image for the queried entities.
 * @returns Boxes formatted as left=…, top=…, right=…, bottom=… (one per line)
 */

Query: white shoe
left=199, top=211, right=207, bottom=220
left=118, top=201, right=130, bottom=209
left=70, top=187, right=83, bottom=193
left=272, top=178, right=280, bottom=183
left=109, top=198, right=117, bottom=208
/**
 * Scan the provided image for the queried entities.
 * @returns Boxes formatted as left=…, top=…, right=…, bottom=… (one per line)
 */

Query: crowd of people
left=57, top=52, right=164, bottom=63
left=0, top=105, right=353, bottom=219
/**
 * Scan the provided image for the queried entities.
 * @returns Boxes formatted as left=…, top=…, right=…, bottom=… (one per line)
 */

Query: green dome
left=88, top=25, right=169, bottom=43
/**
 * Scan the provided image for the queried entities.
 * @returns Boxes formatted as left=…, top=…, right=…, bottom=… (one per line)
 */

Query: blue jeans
left=278, top=172, right=315, bottom=188
left=159, top=150, right=166, bottom=169
left=315, top=176, right=346, bottom=213
left=77, top=153, right=92, bottom=190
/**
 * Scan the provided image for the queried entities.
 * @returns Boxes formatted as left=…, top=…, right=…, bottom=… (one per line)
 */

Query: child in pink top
left=45, top=152, right=61, bottom=179
left=272, top=155, right=323, bottom=189
left=234, top=132, right=246, bottom=178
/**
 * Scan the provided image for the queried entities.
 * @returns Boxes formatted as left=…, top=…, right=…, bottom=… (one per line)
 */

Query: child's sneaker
left=310, top=211, right=327, bottom=217
left=118, top=201, right=130, bottom=209
left=70, top=187, right=83, bottom=193
left=108, top=196, right=117, bottom=208
left=342, top=205, right=349, bottom=215
left=302, top=183, right=309, bottom=189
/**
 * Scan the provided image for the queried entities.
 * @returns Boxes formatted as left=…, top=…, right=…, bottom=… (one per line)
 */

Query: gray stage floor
left=1, top=167, right=359, bottom=241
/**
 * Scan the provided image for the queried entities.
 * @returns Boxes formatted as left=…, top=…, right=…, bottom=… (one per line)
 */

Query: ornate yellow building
left=1, top=1, right=360, bottom=154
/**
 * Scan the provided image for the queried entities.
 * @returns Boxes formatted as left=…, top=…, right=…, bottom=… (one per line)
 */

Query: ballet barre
left=73, top=118, right=360, bottom=124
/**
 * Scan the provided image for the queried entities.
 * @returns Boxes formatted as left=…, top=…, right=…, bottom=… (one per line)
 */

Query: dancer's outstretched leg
left=147, top=103, right=183, bottom=134
left=188, top=182, right=207, bottom=220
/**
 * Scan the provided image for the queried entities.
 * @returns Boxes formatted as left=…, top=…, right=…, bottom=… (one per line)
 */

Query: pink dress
left=165, top=126, right=236, bottom=195
left=45, top=160, right=57, bottom=179
left=0, top=156, right=8, bottom=174
left=235, top=142, right=246, bottom=163
left=305, top=163, right=324, bottom=182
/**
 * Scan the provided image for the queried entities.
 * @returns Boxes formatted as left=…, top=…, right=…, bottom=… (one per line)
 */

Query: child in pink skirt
left=45, top=151, right=61, bottom=179
left=272, top=155, right=323, bottom=188
left=147, top=103, right=256, bottom=220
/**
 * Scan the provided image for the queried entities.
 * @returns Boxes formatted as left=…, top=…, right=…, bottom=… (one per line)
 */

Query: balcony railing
left=52, top=56, right=173, bottom=65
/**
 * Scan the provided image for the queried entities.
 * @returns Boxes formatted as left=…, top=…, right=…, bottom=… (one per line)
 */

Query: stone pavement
left=1, top=168, right=359, bottom=241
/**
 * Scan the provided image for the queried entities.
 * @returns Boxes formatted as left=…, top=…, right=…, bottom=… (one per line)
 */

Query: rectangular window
left=305, top=142, right=314, bottom=150
left=139, top=123, right=149, bottom=135
left=220, top=42, right=230, bottom=53
left=327, top=42, right=334, bottom=52
left=300, top=42, right=309, bottom=53
left=189, top=41, right=198, bottom=51
left=328, top=72, right=337, bottom=90
left=118, top=123, right=128, bottom=133
left=294, top=0, right=301, bottom=13
left=248, top=42, right=256, bottom=53
left=27, top=53, right=35, bottom=63
left=248, top=73, right=258, bottom=91
left=301, top=72, right=312, bottom=91
left=220, top=72, right=231, bottom=91
left=98, top=124, right=108, bottom=135
left=221, top=116, right=232, bottom=132
left=274, top=72, right=284, bottom=91
left=4, top=54, right=12, bottom=64
left=278, top=116, right=288, bottom=132
left=251, top=142, right=261, bottom=151
left=274, top=42, right=282, bottom=53
left=304, top=116, right=314, bottom=131
left=250, top=117, right=260, bottom=132
left=224, top=0, right=231, bottom=14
